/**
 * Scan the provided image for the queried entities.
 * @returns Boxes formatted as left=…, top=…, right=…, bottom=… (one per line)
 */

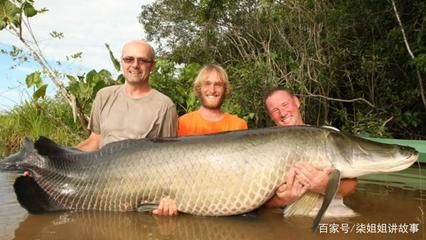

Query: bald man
left=76, top=40, right=177, bottom=151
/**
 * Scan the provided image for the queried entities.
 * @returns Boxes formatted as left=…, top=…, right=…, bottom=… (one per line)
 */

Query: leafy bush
left=0, top=98, right=85, bottom=157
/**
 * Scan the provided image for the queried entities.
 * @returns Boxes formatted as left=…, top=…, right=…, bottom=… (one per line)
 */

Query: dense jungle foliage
left=0, top=0, right=425, bottom=156
left=139, top=0, right=426, bottom=138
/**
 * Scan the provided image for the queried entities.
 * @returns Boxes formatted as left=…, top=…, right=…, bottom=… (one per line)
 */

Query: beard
left=200, top=94, right=225, bottom=110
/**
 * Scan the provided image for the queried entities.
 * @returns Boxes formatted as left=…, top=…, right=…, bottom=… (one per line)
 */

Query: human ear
left=294, top=96, right=301, bottom=108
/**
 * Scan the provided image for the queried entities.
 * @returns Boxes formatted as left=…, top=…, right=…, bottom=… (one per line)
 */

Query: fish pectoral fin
left=238, top=209, right=259, bottom=219
left=312, top=169, right=341, bottom=232
left=283, top=169, right=341, bottom=232
left=137, top=203, right=159, bottom=213
left=283, top=192, right=321, bottom=217
left=317, top=196, right=358, bottom=218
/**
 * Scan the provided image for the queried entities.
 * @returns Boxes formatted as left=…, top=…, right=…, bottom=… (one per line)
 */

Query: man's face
left=121, top=42, right=155, bottom=85
left=265, top=90, right=303, bottom=126
left=199, top=71, right=226, bottom=110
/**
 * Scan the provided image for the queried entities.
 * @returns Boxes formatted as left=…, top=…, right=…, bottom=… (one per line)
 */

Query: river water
left=0, top=167, right=424, bottom=240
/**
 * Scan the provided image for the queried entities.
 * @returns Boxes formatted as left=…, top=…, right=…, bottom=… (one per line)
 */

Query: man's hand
left=276, top=167, right=309, bottom=204
left=264, top=167, right=309, bottom=208
left=152, top=196, right=178, bottom=216
left=264, top=161, right=335, bottom=208
left=293, top=161, right=333, bottom=194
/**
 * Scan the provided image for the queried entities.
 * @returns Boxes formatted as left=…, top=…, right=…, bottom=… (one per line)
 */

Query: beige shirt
left=88, top=85, right=177, bottom=146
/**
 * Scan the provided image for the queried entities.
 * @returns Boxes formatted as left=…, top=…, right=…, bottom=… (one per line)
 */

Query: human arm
left=76, top=88, right=103, bottom=151
left=293, top=161, right=357, bottom=197
left=337, top=178, right=357, bottom=196
left=75, top=132, right=101, bottom=152
left=264, top=161, right=357, bottom=208
left=264, top=167, right=309, bottom=208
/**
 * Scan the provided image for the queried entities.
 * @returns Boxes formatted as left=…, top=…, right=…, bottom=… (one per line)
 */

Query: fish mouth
left=399, top=150, right=419, bottom=168
left=347, top=150, right=419, bottom=176
left=372, top=150, right=418, bottom=173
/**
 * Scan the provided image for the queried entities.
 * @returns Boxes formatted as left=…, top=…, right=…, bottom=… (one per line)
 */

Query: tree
left=139, top=0, right=426, bottom=138
left=0, top=0, right=88, bottom=130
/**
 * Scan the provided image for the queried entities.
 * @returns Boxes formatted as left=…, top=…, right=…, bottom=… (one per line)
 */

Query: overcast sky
left=0, top=0, right=155, bottom=111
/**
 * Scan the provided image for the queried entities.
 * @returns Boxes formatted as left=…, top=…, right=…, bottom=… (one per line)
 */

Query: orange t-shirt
left=177, top=111, right=248, bottom=136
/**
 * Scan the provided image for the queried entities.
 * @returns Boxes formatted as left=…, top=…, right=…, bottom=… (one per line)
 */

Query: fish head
left=329, top=133, right=418, bottom=178
left=0, top=137, right=41, bottom=172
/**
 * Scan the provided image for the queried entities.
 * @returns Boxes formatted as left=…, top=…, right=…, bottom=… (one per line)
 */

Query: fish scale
left=0, top=126, right=417, bottom=222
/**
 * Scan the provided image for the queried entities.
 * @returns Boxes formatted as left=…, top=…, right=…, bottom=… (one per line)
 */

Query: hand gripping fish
left=0, top=126, right=418, bottom=231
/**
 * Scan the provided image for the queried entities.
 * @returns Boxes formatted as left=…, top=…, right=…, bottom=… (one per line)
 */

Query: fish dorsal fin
left=100, top=137, right=179, bottom=153
left=32, top=136, right=175, bottom=163
left=149, top=138, right=179, bottom=143
left=34, top=136, right=82, bottom=157
left=0, top=138, right=36, bottom=172
left=101, top=138, right=154, bottom=153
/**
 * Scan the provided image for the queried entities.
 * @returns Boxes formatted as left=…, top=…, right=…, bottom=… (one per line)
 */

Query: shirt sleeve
left=87, top=92, right=102, bottom=134
left=159, top=104, right=178, bottom=137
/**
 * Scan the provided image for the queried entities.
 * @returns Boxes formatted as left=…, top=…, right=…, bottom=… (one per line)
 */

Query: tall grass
left=0, top=98, right=86, bottom=157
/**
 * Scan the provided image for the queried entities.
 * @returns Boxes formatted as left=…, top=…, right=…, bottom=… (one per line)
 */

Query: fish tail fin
left=137, top=203, right=159, bottom=213
left=0, top=138, right=35, bottom=171
left=13, top=176, right=63, bottom=214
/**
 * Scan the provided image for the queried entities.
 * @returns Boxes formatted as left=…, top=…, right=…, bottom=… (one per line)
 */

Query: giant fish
left=0, top=126, right=418, bottom=231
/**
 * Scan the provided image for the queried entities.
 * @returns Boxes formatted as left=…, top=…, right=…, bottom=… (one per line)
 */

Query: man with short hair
left=76, top=40, right=177, bottom=151
left=263, top=87, right=357, bottom=207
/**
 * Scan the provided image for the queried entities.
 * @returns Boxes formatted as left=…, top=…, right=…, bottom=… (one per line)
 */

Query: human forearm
left=264, top=195, right=291, bottom=208
left=75, top=132, right=101, bottom=152
left=264, top=167, right=308, bottom=208
left=337, top=178, right=357, bottom=197
left=264, top=178, right=356, bottom=209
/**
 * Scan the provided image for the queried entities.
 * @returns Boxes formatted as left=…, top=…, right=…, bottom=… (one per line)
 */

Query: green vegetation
left=140, top=0, right=426, bottom=137
left=1, top=0, right=425, bottom=156
left=0, top=99, right=85, bottom=157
